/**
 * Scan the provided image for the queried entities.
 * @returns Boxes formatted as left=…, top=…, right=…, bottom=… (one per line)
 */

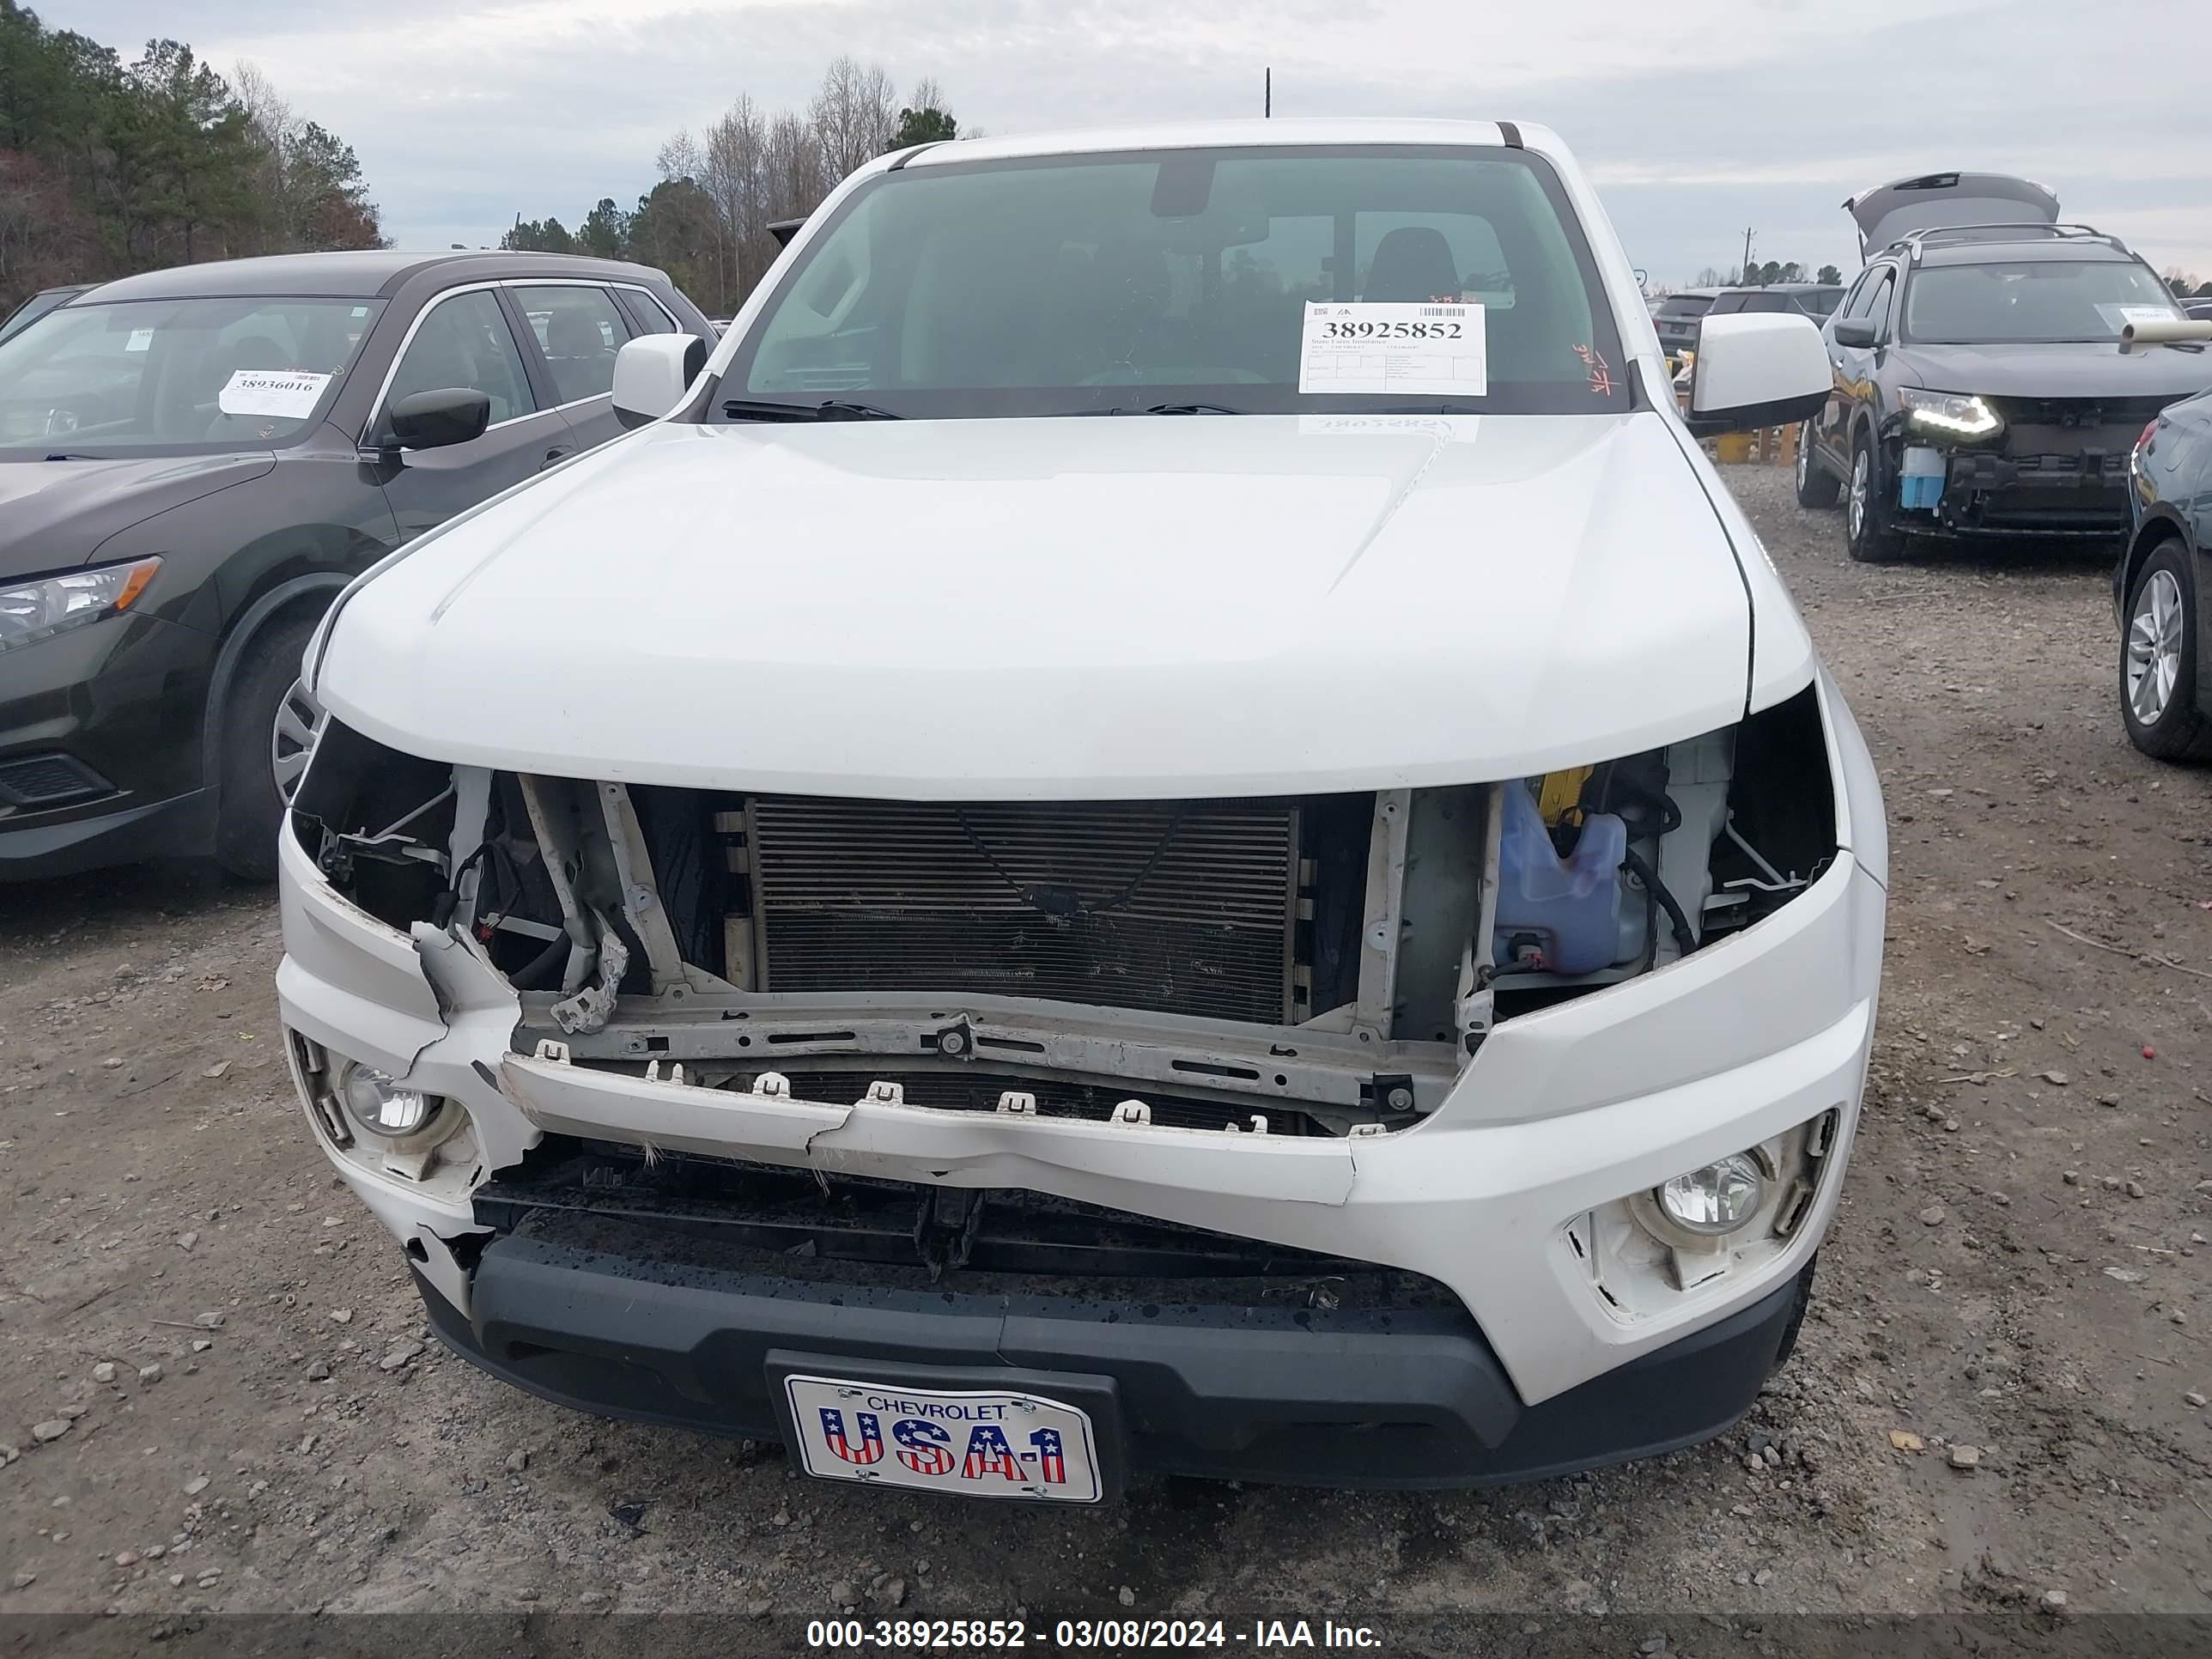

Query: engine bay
left=292, top=688, right=1836, bottom=1140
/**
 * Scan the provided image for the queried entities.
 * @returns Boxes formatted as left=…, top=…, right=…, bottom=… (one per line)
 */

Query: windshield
left=0, top=295, right=382, bottom=457
left=1903, top=260, right=2180, bottom=344
left=1656, top=295, right=1713, bottom=319
left=723, top=146, right=1630, bottom=418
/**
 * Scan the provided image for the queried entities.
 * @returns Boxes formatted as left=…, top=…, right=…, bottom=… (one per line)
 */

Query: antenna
left=1265, top=67, right=1271, bottom=118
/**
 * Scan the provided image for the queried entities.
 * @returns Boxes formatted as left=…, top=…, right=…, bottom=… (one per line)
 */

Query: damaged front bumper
left=1888, top=424, right=2140, bottom=540
left=276, top=763, right=1884, bottom=1485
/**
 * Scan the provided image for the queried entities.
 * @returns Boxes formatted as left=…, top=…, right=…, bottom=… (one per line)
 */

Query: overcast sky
left=46, top=0, right=2212, bottom=286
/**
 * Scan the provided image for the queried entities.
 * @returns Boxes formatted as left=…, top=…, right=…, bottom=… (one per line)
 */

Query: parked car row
left=1726, top=170, right=2212, bottom=763
left=0, top=250, right=713, bottom=880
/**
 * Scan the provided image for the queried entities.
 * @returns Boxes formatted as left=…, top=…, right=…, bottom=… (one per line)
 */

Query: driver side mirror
left=386, top=386, right=491, bottom=452
left=612, top=333, right=708, bottom=428
left=1685, top=313, right=1832, bottom=437
left=1830, top=319, right=1879, bottom=349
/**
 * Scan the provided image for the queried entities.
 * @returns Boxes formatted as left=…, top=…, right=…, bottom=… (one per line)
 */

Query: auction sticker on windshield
left=1298, top=301, right=1486, bottom=398
left=218, top=368, right=333, bottom=419
left=784, top=1374, right=1103, bottom=1502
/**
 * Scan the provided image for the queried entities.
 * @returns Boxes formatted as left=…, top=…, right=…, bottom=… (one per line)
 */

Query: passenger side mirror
left=612, top=333, right=708, bottom=428
left=1830, top=319, right=1879, bottom=349
left=1684, top=313, right=1832, bottom=437
left=387, top=386, right=490, bottom=451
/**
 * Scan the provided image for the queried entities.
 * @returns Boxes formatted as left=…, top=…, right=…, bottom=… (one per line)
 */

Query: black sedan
left=0, top=249, right=712, bottom=881
left=2117, top=383, right=2212, bottom=758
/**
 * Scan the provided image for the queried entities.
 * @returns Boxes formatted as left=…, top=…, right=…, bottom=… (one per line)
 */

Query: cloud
left=49, top=0, right=2212, bottom=279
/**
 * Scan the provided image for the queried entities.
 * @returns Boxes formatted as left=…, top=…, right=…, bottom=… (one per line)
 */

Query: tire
left=1795, top=421, right=1839, bottom=508
left=213, top=611, right=319, bottom=880
left=1844, top=430, right=1905, bottom=562
left=2119, top=539, right=2212, bottom=761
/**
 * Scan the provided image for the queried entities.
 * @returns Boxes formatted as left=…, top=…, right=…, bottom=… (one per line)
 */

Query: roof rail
left=1891, top=222, right=2129, bottom=258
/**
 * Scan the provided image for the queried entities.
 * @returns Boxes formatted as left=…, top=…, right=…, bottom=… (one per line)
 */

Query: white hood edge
left=319, top=411, right=1785, bottom=798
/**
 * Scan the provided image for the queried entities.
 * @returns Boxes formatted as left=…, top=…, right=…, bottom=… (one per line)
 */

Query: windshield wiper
left=719, top=397, right=902, bottom=422
left=1067, top=402, right=1252, bottom=416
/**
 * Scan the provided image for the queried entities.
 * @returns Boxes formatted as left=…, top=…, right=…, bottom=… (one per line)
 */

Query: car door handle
left=540, top=447, right=572, bottom=471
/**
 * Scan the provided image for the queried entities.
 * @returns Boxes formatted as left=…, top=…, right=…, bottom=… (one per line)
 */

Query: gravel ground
left=3, top=465, right=2209, bottom=1641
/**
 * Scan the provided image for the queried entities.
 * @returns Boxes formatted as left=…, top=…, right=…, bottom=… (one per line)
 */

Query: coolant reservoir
left=1492, top=782, right=1627, bottom=975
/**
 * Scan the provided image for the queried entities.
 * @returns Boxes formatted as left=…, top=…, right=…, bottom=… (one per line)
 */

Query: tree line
left=1689, top=261, right=1844, bottom=289
left=0, top=0, right=384, bottom=314
left=501, top=57, right=957, bottom=317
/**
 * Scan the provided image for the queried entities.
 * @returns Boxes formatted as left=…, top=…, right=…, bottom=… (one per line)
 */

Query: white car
left=276, top=118, right=1884, bottom=1500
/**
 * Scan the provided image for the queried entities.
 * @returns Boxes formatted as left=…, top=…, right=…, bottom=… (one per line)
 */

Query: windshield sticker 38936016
left=1298, top=301, right=1486, bottom=398
left=217, top=368, right=333, bottom=419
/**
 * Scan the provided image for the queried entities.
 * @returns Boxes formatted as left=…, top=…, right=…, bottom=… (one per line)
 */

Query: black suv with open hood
left=1796, top=173, right=2212, bottom=560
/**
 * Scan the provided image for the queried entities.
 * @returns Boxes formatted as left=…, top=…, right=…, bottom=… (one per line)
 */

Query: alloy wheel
left=271, top=678, right=323, bottom=804
left=2126, top=568, right=2185, bottom=726
left=1848, top=449, right=1869, bottom=541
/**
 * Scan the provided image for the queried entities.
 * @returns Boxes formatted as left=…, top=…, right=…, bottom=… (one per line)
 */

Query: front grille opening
left=472, top=1134, right=1458, bottom=1304
left=740, top=795, right=1311, bottom=1023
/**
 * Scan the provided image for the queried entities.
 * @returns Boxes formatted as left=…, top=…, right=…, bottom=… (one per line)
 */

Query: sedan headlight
left=0, top=556, right=161, bottom=653
left=1899, top=388, right=2002, bottom=440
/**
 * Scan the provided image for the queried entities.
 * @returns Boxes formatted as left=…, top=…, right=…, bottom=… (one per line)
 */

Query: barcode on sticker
left=1420, top=306, right=1465, bottom=316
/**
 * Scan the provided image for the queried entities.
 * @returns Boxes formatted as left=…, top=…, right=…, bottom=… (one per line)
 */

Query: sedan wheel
left=1796, top=420, right=1839, bottom=508
left=1844, top=436, right=1903, bottom=562
left=2125, top=568, right=2184, bottom=726
left=2119, top=542, right=2212, bottom=761
left=272, top=678, right=323, bottom=805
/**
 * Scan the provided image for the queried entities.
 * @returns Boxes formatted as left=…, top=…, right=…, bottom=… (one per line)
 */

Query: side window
left=617, top=288, right=679, bottom=335
left=1864, top=273, right=1897, bottom=337
left=1843, top=267, right=1892, bottom=323
left=385, top=289, right=536, bottom=428
left=513, top=285, right=632, bottom=404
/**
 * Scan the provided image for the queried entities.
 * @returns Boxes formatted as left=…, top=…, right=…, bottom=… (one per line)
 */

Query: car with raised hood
left=1796, top=171, right=2212, bottom=559
left=0, top=250, right=711, bottom=882
left=277, top=118, right=1885, bottom=1498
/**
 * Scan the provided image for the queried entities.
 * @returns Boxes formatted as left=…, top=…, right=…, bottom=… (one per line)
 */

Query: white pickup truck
left=276, top=118, right=1884, bottom=1500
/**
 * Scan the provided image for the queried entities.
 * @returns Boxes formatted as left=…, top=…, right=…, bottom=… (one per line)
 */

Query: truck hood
left=1893, top=342, right=2212, bottom=402
left=319, top=413, right=1762, bottom=798
left=0, top=452, right=275, bottom=580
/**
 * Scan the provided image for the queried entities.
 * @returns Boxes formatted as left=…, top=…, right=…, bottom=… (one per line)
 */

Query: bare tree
left=232, top=60, right=294, bottom=252
left=702, top=94, right=769, bottom=303
left=763, top=110, right=825, bottom=222
left=810, top=56, right=898, bottom=185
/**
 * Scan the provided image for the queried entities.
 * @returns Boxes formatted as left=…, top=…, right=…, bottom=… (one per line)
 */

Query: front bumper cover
left=420, top=1206, right=1815, bottom=1489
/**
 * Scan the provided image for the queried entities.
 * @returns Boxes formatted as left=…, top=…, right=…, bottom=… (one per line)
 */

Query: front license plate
left=783, top=1373, right=1104, bottom=1502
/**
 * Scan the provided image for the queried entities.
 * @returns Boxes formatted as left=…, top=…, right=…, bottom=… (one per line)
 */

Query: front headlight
left=1899, top=388, right=2002, bottom=440
left=0, top=556, right=161, bottom=653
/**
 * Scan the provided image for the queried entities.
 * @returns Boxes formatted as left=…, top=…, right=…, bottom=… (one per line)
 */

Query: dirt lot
left=3, top=465, right=2209, bottom=1644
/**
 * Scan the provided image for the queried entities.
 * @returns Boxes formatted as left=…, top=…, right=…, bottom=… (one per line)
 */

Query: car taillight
left=2136, top=418, right=2160, bottom=455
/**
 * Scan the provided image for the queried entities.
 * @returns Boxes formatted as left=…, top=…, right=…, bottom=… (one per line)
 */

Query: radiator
left=744, top=796, right=1302, bottom=1023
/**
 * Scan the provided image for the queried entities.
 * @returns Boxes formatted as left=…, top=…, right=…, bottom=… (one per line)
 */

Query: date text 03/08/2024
left=803, top=1620, right=1385, bottom=1650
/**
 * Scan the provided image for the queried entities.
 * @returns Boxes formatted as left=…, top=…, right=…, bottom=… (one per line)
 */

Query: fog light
left=337, top=1062, right=435, bottom=1136
left=1656, top=1154, right=1765, bottom=1235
